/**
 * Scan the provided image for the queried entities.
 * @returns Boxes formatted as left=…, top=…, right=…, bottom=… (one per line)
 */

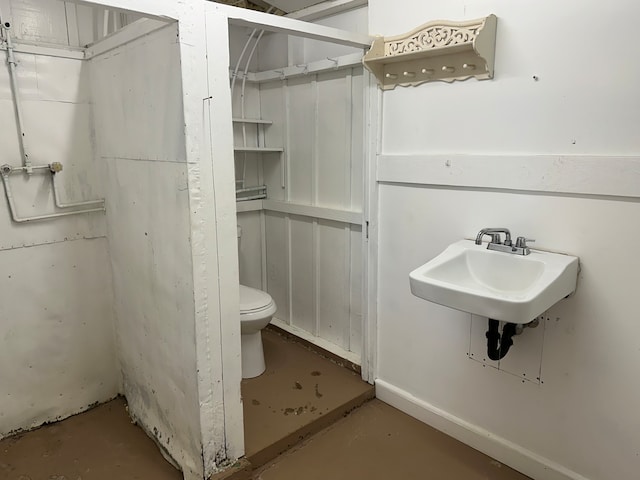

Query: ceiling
left=213, top=0, right=326, bottom=15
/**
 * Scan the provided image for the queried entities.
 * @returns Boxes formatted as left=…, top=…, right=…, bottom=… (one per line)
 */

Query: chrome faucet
left=475, top=228, right=512, bottom=246
left=475, top=228, right=534, bottom=255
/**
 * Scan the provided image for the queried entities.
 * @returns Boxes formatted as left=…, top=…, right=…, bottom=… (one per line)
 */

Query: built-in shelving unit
left=363, top=14, right=497, bottom=89
left=234, top=116, right=284, bottom=202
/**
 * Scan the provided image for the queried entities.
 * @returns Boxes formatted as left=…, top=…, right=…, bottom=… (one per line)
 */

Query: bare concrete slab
left=241, top=329, right=374, bottom=467
left=0, top=398, right=181, bottom=480
left=253, top=399, right=532, bottom=480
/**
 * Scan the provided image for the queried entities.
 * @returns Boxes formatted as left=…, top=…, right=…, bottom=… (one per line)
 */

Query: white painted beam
left=251, top=52, right=363, bottom=82
left=0, top=42, right=85, bottom=60
left=84, top=17, right=171, bottom=58
left=211, top=2, right=372, bottom=48
left=287, top=0, right=368, bottom=22
left=262, top=200, right=362, bottom=225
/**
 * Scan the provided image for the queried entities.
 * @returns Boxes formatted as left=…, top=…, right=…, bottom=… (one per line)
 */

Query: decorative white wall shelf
left=363, top=14, right=497, bottom=90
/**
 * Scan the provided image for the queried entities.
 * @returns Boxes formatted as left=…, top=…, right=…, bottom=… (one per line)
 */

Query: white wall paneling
left=2, top=1, right=246, bottom=477
left=0, top=9, right=116, bottom=439
left=0, top=238, right=119, bottom=436
left=371, top=1, right=640, bottom=479
left=226, top=3, right=370, bottom=367
left=247, top=66, right=366, bottom=363
left=90, top=21, right=204, bottom=477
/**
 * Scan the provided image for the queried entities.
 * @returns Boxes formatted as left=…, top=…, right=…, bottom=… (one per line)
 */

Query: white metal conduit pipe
left=0, top=18, right=105, bottom=223
left=1, top=19, right=31, bottom=174
left=1, top=164, right=105, bottom=223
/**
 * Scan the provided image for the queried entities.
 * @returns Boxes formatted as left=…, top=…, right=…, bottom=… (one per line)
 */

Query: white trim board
left=271, top=317, right=360, bottom=365
left=263, top=199, right=362, bottom=225
left=235, top=199, right=363, bottom=225
left=287, top=0, right=368, bottom=22
left=377, top=154, right=640, bottom=199
left=250, top=52, right=363, bottom=83
left=0, top=43, right=85, bottom=60
left=212, top=2, right=372, bottom=48
left=375, top=379, right=591, bottom=480
left=84, top=18, right=172, bottom=59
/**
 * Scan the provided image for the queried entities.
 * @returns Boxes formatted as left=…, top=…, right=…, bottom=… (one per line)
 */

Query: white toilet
left=238, top=226, right=277, bottom=378
left=240, top=285, right=276, bottom=378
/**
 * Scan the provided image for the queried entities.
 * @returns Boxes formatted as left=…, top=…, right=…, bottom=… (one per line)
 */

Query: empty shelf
left=233, top=117, right=273, bottom=125
left=234, top=147, right=284, bottom=153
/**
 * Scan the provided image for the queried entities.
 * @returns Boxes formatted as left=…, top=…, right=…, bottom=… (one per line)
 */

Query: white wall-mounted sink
left=409, top=240, right=579, bottom=324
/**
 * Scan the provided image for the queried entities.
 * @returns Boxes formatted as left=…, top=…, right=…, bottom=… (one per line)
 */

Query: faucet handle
left=490, top=233, right=502, bottom=244
left=515, top=237, right=535, bottom=248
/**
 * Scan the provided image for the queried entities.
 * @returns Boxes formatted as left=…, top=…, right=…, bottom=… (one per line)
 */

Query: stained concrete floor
left=0, top=398, right=181, bottom=480
left=1, top=332, right=532, bottom=480
left=254, top=399, right=532, bottom=480
left=241, top=329, right=375, bottom=467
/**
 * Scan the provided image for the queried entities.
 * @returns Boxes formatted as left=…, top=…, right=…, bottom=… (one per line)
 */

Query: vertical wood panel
left=237, top=211, right=262, bottom=289
left=289, top=215, right=315, bottom=334
left=316, top=70, right=349, bottom=209
left=249, top=67, right=364, bottom=361
left=281, top=77, right=313, bottom=204
left=317, top=219, right=350, bottom=349
left=265, top=211, right=290, bottom=323
left=350, top=67, right=364, bottom=211
left=349, top=224, right=363, bottom=355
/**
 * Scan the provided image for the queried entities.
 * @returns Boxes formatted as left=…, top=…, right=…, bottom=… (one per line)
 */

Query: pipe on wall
left=1, top=165, right=105, bottom=223
left=1, top=20, right=32, bottom=174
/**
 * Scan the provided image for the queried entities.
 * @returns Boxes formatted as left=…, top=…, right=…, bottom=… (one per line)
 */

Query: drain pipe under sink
left=485, top=319, right=518, bottom=361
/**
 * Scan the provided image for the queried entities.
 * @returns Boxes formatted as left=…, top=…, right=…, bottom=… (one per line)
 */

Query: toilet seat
left=240, top=285, right=274, bottom=314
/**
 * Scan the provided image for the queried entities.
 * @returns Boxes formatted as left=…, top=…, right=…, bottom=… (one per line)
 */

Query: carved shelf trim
left=363, top=15, right=497, bottom=90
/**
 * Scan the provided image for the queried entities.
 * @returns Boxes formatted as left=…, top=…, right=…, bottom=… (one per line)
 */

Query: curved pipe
left=1, top=165, right=105, bottom=223
left=2, top=173, right=104, bottom=223
left=52, top=171, right=104, bottom=209
left=486, top=319, right=517, bottom=361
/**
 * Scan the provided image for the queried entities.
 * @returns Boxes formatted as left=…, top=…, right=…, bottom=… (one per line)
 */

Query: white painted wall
left=0, top=0, right=118, bottom=437
left=259, top=68, right=364, bottom=359
left=89, top=22, right=202, bottom=478
left=289, top=6, right=368, bottom=64
left=2, top=2, right=243, bottom=477
left=0, top=0, right=139, bottom=47
left=232, top=14, right=367, bottom=361
left=370, top=1, right=640, bottom=479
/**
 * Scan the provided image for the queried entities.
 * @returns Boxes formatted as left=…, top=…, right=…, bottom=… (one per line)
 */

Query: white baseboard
left=375, top=379, right=590, bottom=480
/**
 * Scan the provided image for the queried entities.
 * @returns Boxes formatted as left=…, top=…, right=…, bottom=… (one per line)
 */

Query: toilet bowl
left=240, top=284, right=277, bottom=378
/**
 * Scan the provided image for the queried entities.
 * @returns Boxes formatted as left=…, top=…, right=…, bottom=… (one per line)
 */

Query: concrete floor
left=1, top=331, right=532, bottom=480
left=0, top=398, right=181, bottom=480
left=241, top=329, right=375, bottom=467
left=254, top=399, right=532, bottom=480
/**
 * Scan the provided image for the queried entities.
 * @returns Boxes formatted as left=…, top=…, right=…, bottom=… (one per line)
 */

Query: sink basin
left=409, top=240, right=579, bottom=324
